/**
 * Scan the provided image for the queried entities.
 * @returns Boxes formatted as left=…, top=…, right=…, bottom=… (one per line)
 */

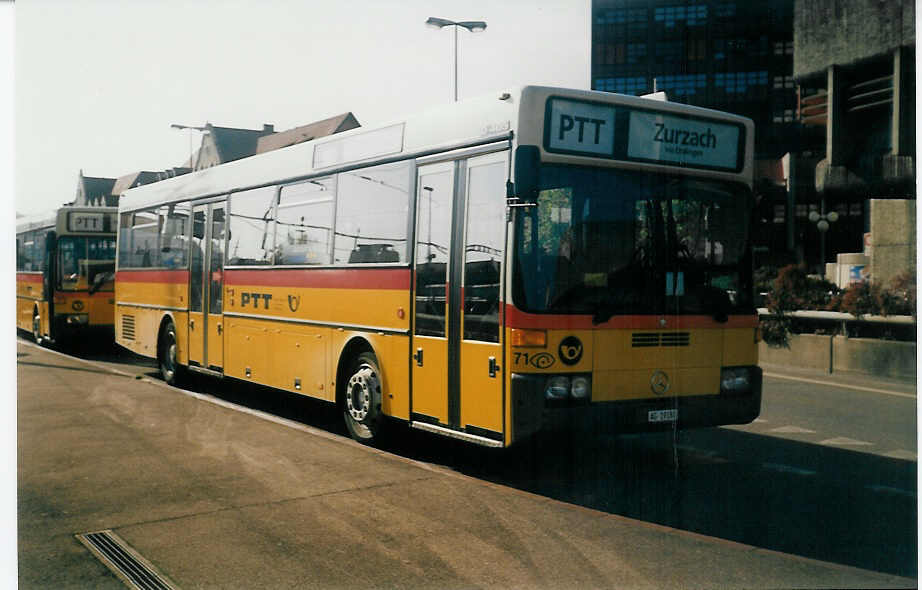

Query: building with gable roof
left=255, top=112, right=359, bottom=154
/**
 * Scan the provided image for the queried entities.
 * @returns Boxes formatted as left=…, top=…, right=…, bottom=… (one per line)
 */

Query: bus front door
left=188, top=202, right=225, bottom=372
left=412, top=151, right=507, bottom=444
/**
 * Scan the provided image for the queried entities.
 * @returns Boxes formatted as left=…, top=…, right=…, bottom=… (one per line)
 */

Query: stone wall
left=869, top=198, right=915, bottom=286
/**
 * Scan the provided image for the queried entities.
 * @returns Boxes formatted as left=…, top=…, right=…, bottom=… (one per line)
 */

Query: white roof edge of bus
left=118, top=85, right=755, bottom=212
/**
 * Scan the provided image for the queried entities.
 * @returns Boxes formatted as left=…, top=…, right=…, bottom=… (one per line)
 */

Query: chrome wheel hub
left=346, top=365, right=378, bottom=422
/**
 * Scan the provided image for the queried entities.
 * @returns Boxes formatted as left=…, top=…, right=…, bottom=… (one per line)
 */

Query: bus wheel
left=343, top=352, right=384, bottom=444
left=31, top=310, right=42, bottom=345
left=158, top=322, right=182, bottom=386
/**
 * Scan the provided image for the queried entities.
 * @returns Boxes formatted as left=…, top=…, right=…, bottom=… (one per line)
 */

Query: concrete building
left=793, top=0, right=915, bottom=284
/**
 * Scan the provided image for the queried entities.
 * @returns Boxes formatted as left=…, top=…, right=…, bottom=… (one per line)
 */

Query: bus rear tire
left=342, top=352, right=385, bottom=445
left=158, top=322, right=183, bottom=386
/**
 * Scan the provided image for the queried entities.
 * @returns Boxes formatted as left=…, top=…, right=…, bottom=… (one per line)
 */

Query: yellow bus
left=17, top=206, right=118, bottom=345
left=115, top=86, right=761, bottom=447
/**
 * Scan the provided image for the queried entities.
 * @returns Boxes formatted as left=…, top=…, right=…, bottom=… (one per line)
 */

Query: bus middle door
left=188, top=202, right=226, bottom=372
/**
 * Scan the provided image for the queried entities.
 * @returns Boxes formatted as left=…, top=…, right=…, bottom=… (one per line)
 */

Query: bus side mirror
left=514, top=145, right=540, bottom=202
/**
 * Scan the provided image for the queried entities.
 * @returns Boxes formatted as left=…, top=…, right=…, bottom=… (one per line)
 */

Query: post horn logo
left=650, top=370, right=670, bottom=395
left=288, top=295, right=301, bottom=312
left=72, top=300, right=85, bottom=311
left=558, top=336, right=583, bottom=366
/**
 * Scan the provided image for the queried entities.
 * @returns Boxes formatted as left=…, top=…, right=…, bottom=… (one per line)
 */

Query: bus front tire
left=342, top=352, right=385, bottom=445
left=158, top=322, right=183, bottom=386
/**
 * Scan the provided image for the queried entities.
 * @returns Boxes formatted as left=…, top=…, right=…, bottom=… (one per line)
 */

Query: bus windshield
left=57, top=236, right=117, bottom=292
left=513, top=165, right=754, bottom=322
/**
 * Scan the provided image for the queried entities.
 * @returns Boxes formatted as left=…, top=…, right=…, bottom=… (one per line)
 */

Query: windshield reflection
left=513, top=165, right=754, bottom=321
left=58, top=236, right=117, bottom=292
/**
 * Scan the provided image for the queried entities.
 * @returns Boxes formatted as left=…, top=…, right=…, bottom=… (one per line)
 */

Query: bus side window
left=227, top=186, right=277, bottom=266
left=277, top=177, right=336, bottom=265
left=335, top=161, right=411, bottom=264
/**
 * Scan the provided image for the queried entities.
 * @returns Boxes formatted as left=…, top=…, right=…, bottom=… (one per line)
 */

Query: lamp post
left=170, top=123, right=210, bottom=171
left=809, top=205, right=839, bottom=269
left=422, top=186, right=434, bottom=261
left=425, top=17, right=487, bottom=102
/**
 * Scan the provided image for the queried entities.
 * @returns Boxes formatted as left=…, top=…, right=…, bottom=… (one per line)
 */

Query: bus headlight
left=65, top=314, right=89, bottom=326
left=545, top=376, right=570, bottom=400
left=570, top=375, right=591, bottom=400
left=720, top=367, right=751, bottom=394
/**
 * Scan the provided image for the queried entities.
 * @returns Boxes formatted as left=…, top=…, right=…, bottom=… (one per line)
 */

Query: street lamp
left=422, top=186, right=434, bottom=261
left=170, top=123, right=211, bottom=170
left=809, top=207, right=839, bottom=267
left=425, top=17, right=487, bottom=102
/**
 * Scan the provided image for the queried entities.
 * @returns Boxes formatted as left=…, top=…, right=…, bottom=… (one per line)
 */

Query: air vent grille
left=121, top=315, right=136, bottom=341
left=632, top=332, right=690, bottom=348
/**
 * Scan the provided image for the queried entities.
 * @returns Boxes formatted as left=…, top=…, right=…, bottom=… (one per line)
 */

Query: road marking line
left=883, top=449, right=917, bottom=460
left=866, top=485, right=915, bottom=498
left=762, top=463, right=816, bottom=476
left=763, top=371, right=916, bottom=399
left=769, top=425, right=816, bottom=434
left=819, top=437, right=874, bottom=446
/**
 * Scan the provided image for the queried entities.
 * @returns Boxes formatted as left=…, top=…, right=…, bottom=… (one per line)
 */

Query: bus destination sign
left=544, top=97, right=744, bottom=172
left=627, top=111, right=740, bottom=170
left=68, top=212, right=107, bottom=233
left=546, top=98, right=616, bottom=157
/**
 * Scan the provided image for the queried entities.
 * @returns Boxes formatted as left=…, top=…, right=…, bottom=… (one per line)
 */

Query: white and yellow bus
left=17, top=206, right=118, bottom=345
left=115, top=86, right=761, bottom=447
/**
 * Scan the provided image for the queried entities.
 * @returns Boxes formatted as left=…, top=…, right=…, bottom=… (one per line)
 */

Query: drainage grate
left=76, top=530, right=178, bottom=590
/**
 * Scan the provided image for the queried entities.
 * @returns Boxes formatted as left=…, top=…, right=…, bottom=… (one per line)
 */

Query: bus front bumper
left=510, top=367, right=762, bottom=442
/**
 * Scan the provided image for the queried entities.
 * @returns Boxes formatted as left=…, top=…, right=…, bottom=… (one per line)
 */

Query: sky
left=14, top=0, right=590, bottom=217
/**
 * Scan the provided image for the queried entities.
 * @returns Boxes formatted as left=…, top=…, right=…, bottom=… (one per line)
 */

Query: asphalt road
left=16, top=336, right=918, bottom=587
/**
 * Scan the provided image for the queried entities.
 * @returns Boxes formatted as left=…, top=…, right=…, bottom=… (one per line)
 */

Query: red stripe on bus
left=116, top=270, right=189, bottom=284
left=224, top=268, right=411, bottom=290
left=17, top=273, right=43, bottom=284
left=505, top=305, right=759, bottom=330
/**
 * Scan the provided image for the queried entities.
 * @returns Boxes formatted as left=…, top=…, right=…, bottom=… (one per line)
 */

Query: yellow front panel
left=411, top=335, right=448, bottom=423
left=460, top=340, right=503, bottom=433
left=723, top=328, right=759, bottom=366
left=593, top=367, right=720, bottom=401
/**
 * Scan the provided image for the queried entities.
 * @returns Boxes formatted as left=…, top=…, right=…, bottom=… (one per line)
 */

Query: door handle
left=413, top=347, right=424, bottom=367
left=190, top=319, right=195, bottom=330
left=488, top=356, right=499, bottom=378
left=217, top=323, right=222, bottom=335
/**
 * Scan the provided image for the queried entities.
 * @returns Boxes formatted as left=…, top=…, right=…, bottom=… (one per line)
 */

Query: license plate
left=648, top=409, right=678, bottom=423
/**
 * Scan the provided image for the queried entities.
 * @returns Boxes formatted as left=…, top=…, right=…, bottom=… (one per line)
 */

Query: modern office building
left=590, top=0, right=801, bottom=268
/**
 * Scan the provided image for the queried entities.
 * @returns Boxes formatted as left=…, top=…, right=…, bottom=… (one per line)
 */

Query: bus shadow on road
left=402, top=425, right=917, bottom=579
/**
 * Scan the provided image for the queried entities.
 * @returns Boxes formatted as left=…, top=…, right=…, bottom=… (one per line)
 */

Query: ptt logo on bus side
left=240, top=292, right=272, bottom=309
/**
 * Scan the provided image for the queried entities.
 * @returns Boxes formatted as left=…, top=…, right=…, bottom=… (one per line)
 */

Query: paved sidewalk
left=18, top=342, right=917, bottom=589
left=761, top=362, right=917, bottom=393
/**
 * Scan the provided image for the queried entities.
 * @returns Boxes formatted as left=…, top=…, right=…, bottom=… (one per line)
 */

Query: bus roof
left=119, top=86, right=754, bottom=212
